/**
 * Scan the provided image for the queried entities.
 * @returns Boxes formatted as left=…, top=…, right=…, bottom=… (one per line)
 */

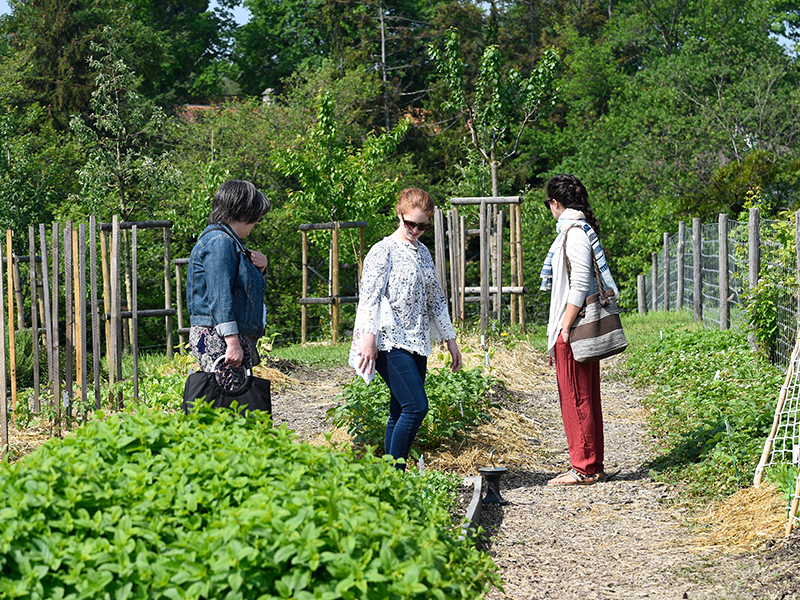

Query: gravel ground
left=267, top=358, right=799, bottom=600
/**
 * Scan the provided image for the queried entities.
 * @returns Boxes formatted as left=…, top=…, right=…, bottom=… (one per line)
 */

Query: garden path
left=265, top=356, right=799, bottom=600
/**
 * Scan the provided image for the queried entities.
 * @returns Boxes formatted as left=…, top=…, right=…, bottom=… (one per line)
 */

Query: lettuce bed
left=0, top=406, right=499, bottom=599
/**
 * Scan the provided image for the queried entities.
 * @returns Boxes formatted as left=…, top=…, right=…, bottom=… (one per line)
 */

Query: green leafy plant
left=0, top=404, right=500, bottom=599
left=329, top=366, right=498, bottom=451
left=625, top=316, right=783, bottom=499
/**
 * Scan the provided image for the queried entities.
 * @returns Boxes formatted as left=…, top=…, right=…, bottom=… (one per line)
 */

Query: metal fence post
left=719, top=213, right=729, bottom=330
left=693, top=218, right=703, bottom=323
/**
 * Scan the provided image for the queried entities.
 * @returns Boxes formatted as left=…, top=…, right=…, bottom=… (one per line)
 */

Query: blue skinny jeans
left=375, top=348, right=428, bottom=469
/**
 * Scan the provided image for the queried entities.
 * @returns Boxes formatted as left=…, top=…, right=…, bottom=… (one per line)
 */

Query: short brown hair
left=396, top=188, right=434, bottom=218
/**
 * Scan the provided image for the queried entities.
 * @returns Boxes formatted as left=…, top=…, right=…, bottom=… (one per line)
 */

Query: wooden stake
left=78, top=224, right=88, bottom=418
left=301, top=231, right=308, bottom=344
left=175, top=263, right=185, bottom=354
left=331, top=222, right=340, bottom=344
left=132, top=225, right=139, bottom=403
left=111, top=216, right=122, bottom=410
left=459, top=213, right=466, bottom=323
left=51, top=222, right=60, bottom=436
left=6, top=230, right=17, bottom=413
left=100, top=229, right=112, bottom=390
left=0, top=239, right=7, bottom=460
left=495, top=210, right=504, bottom=324
left=28, top=226, right=41, bottom=411
left=509, top=203, right=517, bottom=325
left=90, top=217, right=102, bottom=410
left=64, top=223, right=74, bottom=423
left=39, top=224, right=53, bottom=394
left=12, top=254, right=24, bottom=330
left=164, top=226, right=173, bottom=358
left=515, top=204, right=525, bottom=332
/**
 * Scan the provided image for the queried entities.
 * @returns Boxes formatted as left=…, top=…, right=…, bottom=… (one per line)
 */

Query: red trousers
left=554, top=336, right=604, bottom=476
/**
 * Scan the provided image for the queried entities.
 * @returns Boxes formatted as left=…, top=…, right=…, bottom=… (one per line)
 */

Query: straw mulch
left=693, top=483, right=790, bottom=553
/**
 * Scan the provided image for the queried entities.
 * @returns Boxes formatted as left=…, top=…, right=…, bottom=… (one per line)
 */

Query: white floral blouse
left=354, top=236, right=455, bottom=357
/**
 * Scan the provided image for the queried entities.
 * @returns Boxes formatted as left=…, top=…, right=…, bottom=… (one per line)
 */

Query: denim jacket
left=187, top=222, right=266, bottom=338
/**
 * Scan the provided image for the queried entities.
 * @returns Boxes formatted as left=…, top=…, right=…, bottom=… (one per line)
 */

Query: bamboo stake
left=64, top=223, right=73, bottom=423
left=301, top=231, right=308, bottom=344
left=122, top=229, right=132, bottom=353
left=90, top=217, right=102, bottom=410
left=164, top=226, right=173, bottom=359
left=358, top=227, right=365, bottom=280
left=132, top=225, right=139, bottom=403
left=12, top=254, right=24, bottom=330
left=28, top=226, right=40, bottom=411
left=0, top=240, right=6, bottom=460
left=331, top=222, right=340, bottom=344
left=175, top=263, right=185, bottom=353
left=51, top=222, right=60, bottom=436
left=754, top=334, right=800, bottom=486
left=111, top=216, right=122, bottom=410
left=6, top=230, right=17, bottom=413
left=515, top=204, right=526, bottom=332
left=509, top=203, right=517, bottom=325
left=787, top=470, right=800, bottom=535
left=495, top=211, right=504, bottom=323
left=39, top=224, right=53, bottom=395
left=78, top=224, right=88, bottom=418
left=459, top=213, right=466, bottom=323
left=448, top=209, right=458, bottom=323
left=100, top=229, right=111, bottom=392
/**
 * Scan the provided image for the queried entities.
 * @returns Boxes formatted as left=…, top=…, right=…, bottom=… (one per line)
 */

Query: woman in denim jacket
left=187, top=180, right=270, bottom=389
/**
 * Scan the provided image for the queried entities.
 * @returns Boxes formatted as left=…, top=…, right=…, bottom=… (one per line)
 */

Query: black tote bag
left=182, top=359, right=271, bottom=416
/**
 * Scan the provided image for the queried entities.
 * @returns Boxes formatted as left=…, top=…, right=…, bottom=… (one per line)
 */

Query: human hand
left=250, top=250, right=267, bottom=273
left=560, top=329, right=570, bottom=343
left=224, top=335, right=244, bottom=367
left=447, top=338, right=462, bottom=372
left=358, top=332, right=378, bottom=375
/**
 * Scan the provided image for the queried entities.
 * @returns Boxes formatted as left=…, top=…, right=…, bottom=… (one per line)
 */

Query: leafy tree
left=68, top=34, right=182, bottom=222
left=429, top=27, right=559, bottom=195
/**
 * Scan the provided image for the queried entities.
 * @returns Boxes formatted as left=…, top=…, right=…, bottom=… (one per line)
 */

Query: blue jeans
left=375, top=348, right=428, bottom=469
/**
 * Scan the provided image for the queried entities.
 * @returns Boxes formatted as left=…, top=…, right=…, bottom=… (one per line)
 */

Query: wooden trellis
left=299, top=221, right=366, bottom=344
left=0, top=218, right=175, bottom=459
left=434, top=197, right=527, bottom=338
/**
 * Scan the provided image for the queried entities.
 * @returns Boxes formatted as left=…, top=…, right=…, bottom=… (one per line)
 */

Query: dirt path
left=265, top=357, right=799, bottom=600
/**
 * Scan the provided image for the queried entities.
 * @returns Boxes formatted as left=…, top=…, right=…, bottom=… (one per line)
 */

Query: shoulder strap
left=562, top=225, right=605, bottom=292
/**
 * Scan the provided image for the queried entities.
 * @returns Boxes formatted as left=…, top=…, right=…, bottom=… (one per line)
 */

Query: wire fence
left=641, top=209, right=800, bottom=533
left=641, top=213, right=798, bottom=370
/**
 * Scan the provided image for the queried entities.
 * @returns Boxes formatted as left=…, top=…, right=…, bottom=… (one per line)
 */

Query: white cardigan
left=546, top=221, right=599, bottom=356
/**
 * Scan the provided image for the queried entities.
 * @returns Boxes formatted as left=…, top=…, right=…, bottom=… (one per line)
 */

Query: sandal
left=547, top=468, right=600, bottom=486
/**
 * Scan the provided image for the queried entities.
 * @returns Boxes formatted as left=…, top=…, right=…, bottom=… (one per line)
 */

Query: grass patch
left=270, top=341, right=350, bottom=368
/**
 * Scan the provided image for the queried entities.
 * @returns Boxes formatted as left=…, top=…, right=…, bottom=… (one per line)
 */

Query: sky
left=0, top=1, right=251, bottom=24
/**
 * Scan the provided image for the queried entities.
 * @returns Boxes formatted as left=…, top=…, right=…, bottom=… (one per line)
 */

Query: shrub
left=328, top=366, right=497, bottom=452
left=0, top=404, right=499, bottom=599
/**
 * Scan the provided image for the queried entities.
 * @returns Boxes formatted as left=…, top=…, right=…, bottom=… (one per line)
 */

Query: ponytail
left=546, top=174, right=600, bottom=238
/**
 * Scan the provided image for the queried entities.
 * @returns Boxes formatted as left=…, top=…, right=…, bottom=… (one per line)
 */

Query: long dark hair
left=546, top=174, right=601, bottom=237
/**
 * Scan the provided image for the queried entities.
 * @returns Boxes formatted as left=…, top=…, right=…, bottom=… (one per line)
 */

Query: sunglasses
left=543, top=199, right=553, bottom=209
left=402, top=217, right=432, bottom=232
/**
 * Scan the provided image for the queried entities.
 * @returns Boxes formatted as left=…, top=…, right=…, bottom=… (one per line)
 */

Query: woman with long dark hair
left=540, top=174, right=619, bottom=485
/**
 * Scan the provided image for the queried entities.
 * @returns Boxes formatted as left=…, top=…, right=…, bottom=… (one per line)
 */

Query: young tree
left=69, top=33, right=182, bottom=222
left=429, top=27, right=559, bottom=196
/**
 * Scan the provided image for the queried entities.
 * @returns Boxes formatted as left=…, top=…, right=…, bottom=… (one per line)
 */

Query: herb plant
left=328, top=366, right=497, bottom=451
left=0, top=404, right=500, bottom=599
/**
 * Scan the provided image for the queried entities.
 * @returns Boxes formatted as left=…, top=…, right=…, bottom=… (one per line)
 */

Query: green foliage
left=329, top=365, right=498, bottom=451
left=270, top=341, right=350, bottom=368
left=624, top=313, right=783, bottom=499
left=0, top=404, right=500, bottom=598
left=764, top=463, right=798, bottom=504
left=69, top=31, right=183, bottom=222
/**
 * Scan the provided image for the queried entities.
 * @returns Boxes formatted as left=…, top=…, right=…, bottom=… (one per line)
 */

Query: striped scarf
left=540, top=209, right=618, bottom=295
